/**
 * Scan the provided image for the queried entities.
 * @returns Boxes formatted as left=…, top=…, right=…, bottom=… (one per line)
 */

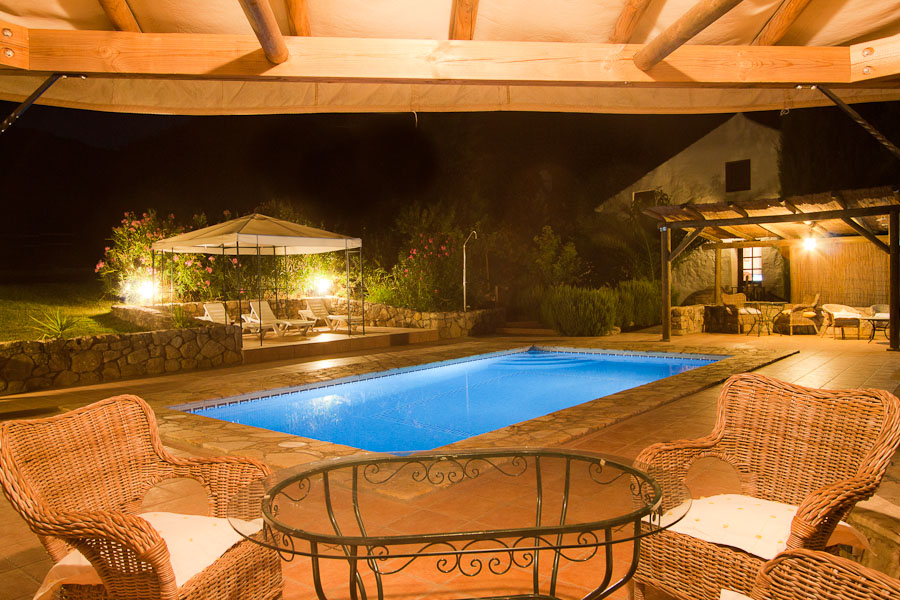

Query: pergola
left=646, top=185, right=900, bottom=349
left=1, top=1, right=899, bottom=118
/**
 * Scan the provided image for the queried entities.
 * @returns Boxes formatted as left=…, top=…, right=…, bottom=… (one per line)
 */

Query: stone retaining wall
left=0, top=325, right=242, bottom=396
left=671, top=305, right=705, bottom=335
left=329, top=298, right=505, bottom=338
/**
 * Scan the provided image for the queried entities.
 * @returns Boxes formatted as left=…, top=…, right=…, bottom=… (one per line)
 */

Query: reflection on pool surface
left=175, top=347, right=722, bottom=452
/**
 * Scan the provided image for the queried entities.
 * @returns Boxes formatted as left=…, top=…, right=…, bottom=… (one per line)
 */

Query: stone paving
left=1, top=329, right=900, bottom=599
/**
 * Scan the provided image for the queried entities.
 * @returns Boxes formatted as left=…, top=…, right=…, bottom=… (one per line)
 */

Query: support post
left=714, top=247, right=722, bottom=305
left=661, top=226, right=672, bottom=341
left=890, top=210, right=899, bottom=351
left=345, top=242, right=352, bottom=336
left=360, top=246, right=366, bottom=335
left=1, top=74, right=64, bottom=135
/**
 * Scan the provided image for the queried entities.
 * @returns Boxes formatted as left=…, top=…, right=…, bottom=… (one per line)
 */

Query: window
left=632, top=189, right=658, bottom=206
left=741, top=247, right=763, bottom=283
left=725, top=159, right=751, bottom=192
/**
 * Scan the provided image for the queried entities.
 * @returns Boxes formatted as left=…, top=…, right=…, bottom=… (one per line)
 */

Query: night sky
left=3, top=99, right=893, bottom=283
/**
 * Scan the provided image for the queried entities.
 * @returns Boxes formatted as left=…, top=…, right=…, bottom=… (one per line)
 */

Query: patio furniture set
left=200, top=298, right=354, bottom=338
left=708, top=293, right=890, bottom=341
left=3, top=372, right=900, bottom=600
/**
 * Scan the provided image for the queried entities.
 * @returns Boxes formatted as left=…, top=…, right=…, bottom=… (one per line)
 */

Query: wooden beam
left=97, top=0, right=141, bottom=33
left=712, top=235, right=888, bottom=249
left=609, top=0, right=652, bottom=44
left=662, top=205, right=899, bottom=230
left=285, top=0, right=310, bottom=36
left=891, top=210, right=899, bottom=351
left=449, top=0, right=479, bottom=41
left=634, top=0, right=744, bottom=71
left=19, top=28, right=852, bottom=86
left=751, top=0, right=812, bottom=46
left=671, top=227, right=704, bottom=260
left=237, top=0, right=289, bottom=64
left=851, top=33, right=900, bottom=83
left=661, top=226, right=672, bottom=342
left=841, top=217, right=890, bottom=253
left=0, top=20, right=28, bottom=70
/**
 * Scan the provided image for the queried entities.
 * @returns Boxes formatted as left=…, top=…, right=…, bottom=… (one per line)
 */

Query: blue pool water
left=177, top=348, right=720, bottom=452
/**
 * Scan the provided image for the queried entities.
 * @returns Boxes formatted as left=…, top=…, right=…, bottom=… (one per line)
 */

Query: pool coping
left=151, top=339, right=797, bottom=470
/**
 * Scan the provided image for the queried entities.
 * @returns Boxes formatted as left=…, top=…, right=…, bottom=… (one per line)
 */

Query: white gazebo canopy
left=151, top=213, right=362, bottom=255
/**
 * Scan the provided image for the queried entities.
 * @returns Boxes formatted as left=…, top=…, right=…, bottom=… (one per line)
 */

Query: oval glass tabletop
left=227, top=448, right=690, bottom=558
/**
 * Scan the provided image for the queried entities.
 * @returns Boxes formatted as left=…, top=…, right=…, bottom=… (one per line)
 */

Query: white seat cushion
left=831, top=311, right=860, bottom=320
left=33, top=512, right=262, bottom=600
left=720, top=591, right=752, bottom=600
left=737, top=307, right=760, bottom=315
left=663, top=494, right=866, bottom=561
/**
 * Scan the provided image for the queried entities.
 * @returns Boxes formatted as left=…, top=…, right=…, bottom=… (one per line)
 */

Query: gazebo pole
left=890, top=210, right=898, bottom=351
left=360, top=245, right=365, bottom=335
left=345, top=241, right=352, bottom=336
left=168, top=250, right=174, bottom=305
left=661, top=226, right=672, bottom=342
left=257, top=243, right=263, bottom=347
left=236, top=240, right=243, bottom=330
left=151, top=250, right=156, bottom=306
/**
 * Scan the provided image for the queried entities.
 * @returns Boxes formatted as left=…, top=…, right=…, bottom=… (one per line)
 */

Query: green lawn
left=0, top=282, right=147, bottom=343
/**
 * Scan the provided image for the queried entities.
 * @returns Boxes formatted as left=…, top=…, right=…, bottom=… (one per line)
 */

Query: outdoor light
left=314, top=276, right=332, bottom=295
left=136, top=279, right=156, bottom=303
left=803, top=236, right=817, bottom=251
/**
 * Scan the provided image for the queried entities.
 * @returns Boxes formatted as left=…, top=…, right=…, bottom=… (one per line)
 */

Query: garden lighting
left=314, top=276, right=332, bottom=295
left=803, top=236, right=817, bottom=251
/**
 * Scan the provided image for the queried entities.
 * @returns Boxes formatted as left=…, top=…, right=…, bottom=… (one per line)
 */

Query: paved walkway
left=1, top=329, right=899, bottom=599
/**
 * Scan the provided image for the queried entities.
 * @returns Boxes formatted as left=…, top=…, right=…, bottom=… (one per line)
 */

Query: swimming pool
left=174, top=347, right=721, bottom=452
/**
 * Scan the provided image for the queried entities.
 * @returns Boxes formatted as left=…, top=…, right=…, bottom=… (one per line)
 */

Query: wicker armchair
left=721, top=292, right=759, bottom=334
left=0, top=395, right=283, bottom=600
left=633, top=373, right=900, bottom=600
left=821, top=303, right=862, bottom=339
left=778, top=293, right=821, bottom=335
left=752, top=548, right=900, bottom=600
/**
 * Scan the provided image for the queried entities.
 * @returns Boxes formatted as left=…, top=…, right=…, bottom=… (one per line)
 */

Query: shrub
left=615, top=279, right=660, bottom=329
left=29, top=308, right=83, bottom=340
left=540, top=284, right=617, bottom=336
left=169, top=305, right=196, bottom=329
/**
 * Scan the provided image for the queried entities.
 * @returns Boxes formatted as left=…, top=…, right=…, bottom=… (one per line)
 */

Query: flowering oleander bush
left=366, top=232, right=464, bottom=312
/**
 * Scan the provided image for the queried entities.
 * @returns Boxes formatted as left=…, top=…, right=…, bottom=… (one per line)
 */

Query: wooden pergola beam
left=660, top=205, right=899, bottom=230
left=751, top=0, right=812, bottom=46
left=608, top=0, right=652, bottom=44
left=97, top=0, right=141, bottom=33
left=841, top=217, right=890, bottom=253
left=851, top=33, right=900, bottom=82
left=634, top=0, right=744, bottom=71
left=449, top=0, right=479, bottom=41
left=285, top=0, right=310, bottom=36
left=237, top=0, right=289, bottom=64
left=9, top=26, right=859, bottom=86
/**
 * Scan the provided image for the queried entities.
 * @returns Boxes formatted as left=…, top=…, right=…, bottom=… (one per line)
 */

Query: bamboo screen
left=790, top=237, right=889, bottom=307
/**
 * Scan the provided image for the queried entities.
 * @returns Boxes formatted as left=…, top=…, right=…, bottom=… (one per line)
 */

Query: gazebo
left=150, top=213, right=364, bottom=341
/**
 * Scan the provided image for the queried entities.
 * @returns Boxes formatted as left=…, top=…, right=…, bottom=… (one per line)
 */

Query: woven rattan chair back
left=0, top=396, right=168, bottom=559
left=0, top=395, right=283, bottom=600
left=715, top=373, right=900, bottom=506
left=753, top=548, right=900, bottom=600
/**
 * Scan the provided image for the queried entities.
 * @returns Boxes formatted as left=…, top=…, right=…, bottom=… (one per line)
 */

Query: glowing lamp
left=314, top=276, right=332, bottom=295
left=803, top=237, right=817, bottom=251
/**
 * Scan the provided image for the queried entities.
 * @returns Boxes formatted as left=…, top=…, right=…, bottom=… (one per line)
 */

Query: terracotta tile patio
left=2, top=328, right=899, bottom=599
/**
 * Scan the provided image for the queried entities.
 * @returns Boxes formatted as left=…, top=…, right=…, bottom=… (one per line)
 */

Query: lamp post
left=463, top=231, right=477, bottom=312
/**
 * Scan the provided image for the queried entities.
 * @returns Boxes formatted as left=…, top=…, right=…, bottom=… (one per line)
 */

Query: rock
left=170, top=335, right=184, bottom=349
left=53, top=370, right=79, bottom=387
left=6, top=381, right=25, bottom=394
left=165, top=359, right=181, bottom=372
left=80, top=372, right=101, bottom=385
left=103, top=350, right=122, bottom=363
left=48, top=352, right=70, bottom=372
left=1, top=355, right=34, bottom=381
left=127, top=348, right=150, bottom=364
left=102, top=363, right=121, bottom=380
left=31, top=365, right=50, bottom=377
left=71, top=350, right=102, bottom=373
left=200, top=339, right=224, bottom=358
left=146, top=357, right=165, bottom=375
left=180, top=341, right=200, bottom=359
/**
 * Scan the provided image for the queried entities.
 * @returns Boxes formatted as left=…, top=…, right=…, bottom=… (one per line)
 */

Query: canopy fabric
left=1, top=0, right=899, bottom=115
left=151, top=213, right=362, bottom=255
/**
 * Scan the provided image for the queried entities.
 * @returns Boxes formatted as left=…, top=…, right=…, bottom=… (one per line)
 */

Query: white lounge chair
left=303, top=297, right=355, bottom=332
left=820, top=303, right=862, bottom=339
left=243, top=300, right=315, bottom=337
left=200, top=302, right=230, bottom=324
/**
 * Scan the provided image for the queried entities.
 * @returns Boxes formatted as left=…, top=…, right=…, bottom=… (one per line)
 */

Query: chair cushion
left=737, top=307, right=760, bottom=315
left=33, top=512, right=262, bottom=600
left=663, top=494, right=866, bottom=560
left=831, top=311, right=860, bottom=320
left=719, top=591, right=752, bottom=600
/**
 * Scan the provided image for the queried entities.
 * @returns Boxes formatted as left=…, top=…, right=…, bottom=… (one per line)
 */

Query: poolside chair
left=199, top=302, right=230, bottom=324
left=820, top=303, right=862, bottom=339
left=303, top=297, right=354, bottom=332
left=749, top=548, right=900, bottom=600
left=632, top=373, right=900, bottom=600
left=243, top=300, right=315, bottom=337
left=0, top=395, right=283, bottom=600
left=778, top=293, right=821, bottom=335
left=720, top=292, right=759, bottom=334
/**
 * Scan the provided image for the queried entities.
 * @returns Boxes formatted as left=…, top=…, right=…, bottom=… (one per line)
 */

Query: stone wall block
left=127, top=348, right=150, bottom=365
left=53, top=371, right=79, bottom=387
left=102, top=363, right=121, bottom=380
left=146, top=357, right=165, bottom=375
left=200, top=340, right=225, bottom=358
left=49, top=353, right=70, bottom=372
left=164, top=359, right=180, bottom=372
left=180, top=341, right=200, bottom=359
left=2, top=355, right=34, bottom=381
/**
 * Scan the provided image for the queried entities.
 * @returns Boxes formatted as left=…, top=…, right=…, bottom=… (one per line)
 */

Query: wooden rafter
left=608, top=0, right=651, bottom=44
left=449, top=0, right=479, bottom=41
left=97, top=0, right=141, bottom=33
left=634, top=0, right=745, bottom=71
left=285, top=0, right=310, bottom=36
left=8, top=28, right=860, bottom=85
left=237, top=0, right=289, bottom=64
left=751, top=0, right=812, bottom=46
left=850, top=32, right=900, bottom=82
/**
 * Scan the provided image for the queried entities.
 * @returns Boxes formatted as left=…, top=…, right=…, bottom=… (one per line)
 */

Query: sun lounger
left=242, top=300, right=315, bottom=337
